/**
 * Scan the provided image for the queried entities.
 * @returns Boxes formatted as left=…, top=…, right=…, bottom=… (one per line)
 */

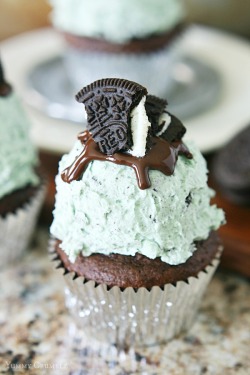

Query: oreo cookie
left=145, top=95, right=186, bottom=142
left=63, top=78, right=192, bottom=187
left=212, top=125, right=250, bottom=205
left=145, top=95, right=167, bottom=135
left=0, top=59, right=12, bottom=97
left=160, top=113, right=186, bottom=143
left=76, top=78, right=187, bottom=158
left=76, top=78, right=147, bottom=155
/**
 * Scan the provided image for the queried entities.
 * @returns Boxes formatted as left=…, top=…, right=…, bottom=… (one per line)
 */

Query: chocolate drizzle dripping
left=0, top=60, right=12, bottom=97
left=61, top=131, right=192, bottom=190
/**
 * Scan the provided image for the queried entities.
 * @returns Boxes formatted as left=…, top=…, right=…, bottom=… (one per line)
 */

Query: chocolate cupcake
left=50, top=78, right=224, bottom=348
left=0, top=60, right=46, bottom=268
left=48, top=0, right=186, bottom=96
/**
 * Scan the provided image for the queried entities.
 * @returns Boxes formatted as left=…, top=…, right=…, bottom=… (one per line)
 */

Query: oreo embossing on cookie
left=76, top=78, right=147, bottom=155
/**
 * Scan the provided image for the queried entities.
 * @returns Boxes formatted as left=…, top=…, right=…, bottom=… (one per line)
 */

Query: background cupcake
left=49, top=78, right=225, bottom=349
left=0, top=59, right=46, bottom=268
left=48, top=0, right=186, bottom=97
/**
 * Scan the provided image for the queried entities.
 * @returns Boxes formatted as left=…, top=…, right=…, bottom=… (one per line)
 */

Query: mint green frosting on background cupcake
left=49, top=0, right=185, bottom=43
left=0, top=93, right=39, bottom=199
left=50, top=140, right=224, bottom=265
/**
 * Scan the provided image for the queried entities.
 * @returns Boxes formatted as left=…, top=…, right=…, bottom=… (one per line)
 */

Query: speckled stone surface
left=0, top=227, right=249, bottom=375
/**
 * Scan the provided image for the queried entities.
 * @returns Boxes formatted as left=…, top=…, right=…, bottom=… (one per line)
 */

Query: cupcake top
left=49, top=0, right=185, bottom=43
left=50, top=78, right=225, bottom=265
left=0, top=61, right=39, bottom=200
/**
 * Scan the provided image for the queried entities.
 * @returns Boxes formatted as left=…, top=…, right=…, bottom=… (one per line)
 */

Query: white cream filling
left=156, top=111, right=171, bottom=136
left=129, top=96, right=151, bottom=157
left=129, top=99, right=172, bottom=157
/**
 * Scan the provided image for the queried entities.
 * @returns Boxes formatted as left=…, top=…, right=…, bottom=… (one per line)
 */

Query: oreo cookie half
left=76, top=78, right=147, bottom=155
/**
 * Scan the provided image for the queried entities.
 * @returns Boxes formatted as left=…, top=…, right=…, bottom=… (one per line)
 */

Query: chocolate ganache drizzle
left=61, top=78, right=192, bottom=189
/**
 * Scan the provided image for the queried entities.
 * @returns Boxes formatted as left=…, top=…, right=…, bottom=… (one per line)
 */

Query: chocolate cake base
left=53, top=231, right=222, bottom=289
left=0, top=172, right=44, bottom=218
left=63, top=24, right=184, bottom=54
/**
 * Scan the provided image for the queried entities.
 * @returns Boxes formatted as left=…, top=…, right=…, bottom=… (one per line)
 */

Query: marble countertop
left=0, top=227, right=249, bottom=375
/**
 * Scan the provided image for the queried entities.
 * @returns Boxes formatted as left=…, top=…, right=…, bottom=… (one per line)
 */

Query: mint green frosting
left=50, top=140, right=224, bottom=265
left=0, top=93, right=39, bottom=199
left=49, top=0, right=185, bottom=43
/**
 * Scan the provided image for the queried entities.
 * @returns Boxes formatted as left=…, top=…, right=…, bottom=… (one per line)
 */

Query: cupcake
left=48, top=0, right=186, bottom=97
left=0, top=60, right=46, bottom=268
left=50, top=78, right=225, bottom=349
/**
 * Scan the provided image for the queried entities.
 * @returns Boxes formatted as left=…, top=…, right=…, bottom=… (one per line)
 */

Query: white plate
left=1, top=25, right=250, bottom=154
left=25, top=54, right=222, bottom=124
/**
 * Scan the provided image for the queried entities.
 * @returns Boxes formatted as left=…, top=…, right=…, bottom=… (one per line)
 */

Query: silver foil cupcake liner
left=0, top=183, right=46, bottom=269
left=49, top=239, right=222, bottom=350
left=63, top=39, right=183, bottom=97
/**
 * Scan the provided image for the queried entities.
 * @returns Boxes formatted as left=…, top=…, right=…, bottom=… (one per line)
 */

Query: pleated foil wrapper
left=0, top=183, right=46, bottom=269
left=50, top=239, right=222, bottom=350
left=63, top=40, right=183, bottom=98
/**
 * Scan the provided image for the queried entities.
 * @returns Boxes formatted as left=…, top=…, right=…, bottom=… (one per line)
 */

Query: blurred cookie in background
left=211, top=125, right=250, bottom=206
left=209, top=125, right=250, bottom=277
